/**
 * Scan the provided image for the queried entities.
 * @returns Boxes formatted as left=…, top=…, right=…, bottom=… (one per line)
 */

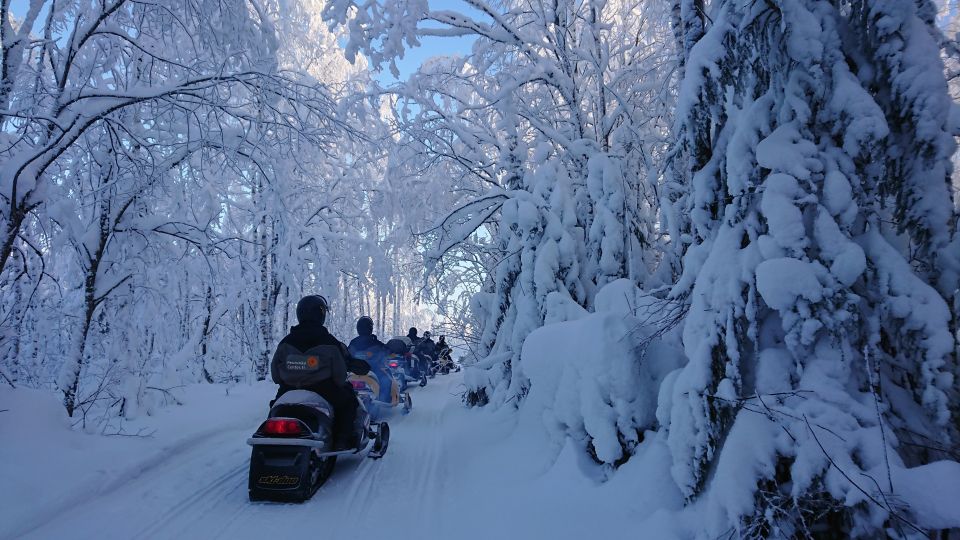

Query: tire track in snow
left=339, top=457, right=379, bottom=522
left=18, top=375, right=464, bottom=540
left=417, top=392, right=446, bottom=528
left=384, top=377, right=450, bottom=531
left=133, top=460, right=247, bottom=539
left=7, top=424, right=250, bottom=540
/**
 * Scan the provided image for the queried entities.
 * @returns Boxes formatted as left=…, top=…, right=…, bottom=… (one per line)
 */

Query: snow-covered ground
left=1, top=373, right=683, bottom=540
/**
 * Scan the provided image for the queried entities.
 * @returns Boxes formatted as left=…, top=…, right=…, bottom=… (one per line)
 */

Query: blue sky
left=370, top=0, right=481, bottom=84
left=372, top=33, right=475, bottom=84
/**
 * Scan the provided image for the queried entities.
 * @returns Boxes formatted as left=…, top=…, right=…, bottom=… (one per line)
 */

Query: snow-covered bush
left=521, top=280, right=685, bottom=467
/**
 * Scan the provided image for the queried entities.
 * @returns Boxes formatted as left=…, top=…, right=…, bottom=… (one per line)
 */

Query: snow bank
left=887, top=461, right=960, bottom=530
left=441, top=378, right=689, bottom=540
left=520, top=280, right=685, bottom=466
left=0, top=382, right=274, bottom=538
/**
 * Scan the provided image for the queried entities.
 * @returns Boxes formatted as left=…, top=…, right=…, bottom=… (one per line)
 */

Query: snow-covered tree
left=0, top=0, right=431, bottom=423
left=324, top=0, right=680, bottom=406
left=661, top=0, right=959, bottom=535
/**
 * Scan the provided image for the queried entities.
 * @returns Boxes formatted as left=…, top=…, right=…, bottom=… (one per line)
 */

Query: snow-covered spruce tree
left=662, top=0, right=958, bottom=536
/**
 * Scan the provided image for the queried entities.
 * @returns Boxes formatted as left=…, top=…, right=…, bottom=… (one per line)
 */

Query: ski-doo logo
left=259, top=475, right=299, bottom=486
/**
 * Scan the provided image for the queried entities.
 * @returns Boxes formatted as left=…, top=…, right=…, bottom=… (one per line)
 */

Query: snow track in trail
left=17, top=375, right=460, bottom=540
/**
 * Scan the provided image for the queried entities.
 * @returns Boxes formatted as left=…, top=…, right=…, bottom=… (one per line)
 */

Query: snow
left=820, top=170, right=857, bottom=225
left=886, top=460, right=960, bottom=530
left=0, top=382, right=272, bottom=539
left=760, top=173, right=808, bottom=253
left=593, top=278, right=660, bottom=319
left=813, top=209, right=866, bottom=287
left=2, top=373, right=690, bottom=540
left=521, top=280, right=686, bottom=466
left=3, top=0, right=960, bottom=536
left=755, top=257, right=824, bottom=311
left=755, top=126, right=820, bottom=182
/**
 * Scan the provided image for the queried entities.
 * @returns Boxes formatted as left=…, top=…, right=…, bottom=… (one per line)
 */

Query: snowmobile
left=423, top=353, right=438, bottom=379
left=385, top=337, right=428, bottom=388
left=383, top=353, right=422, bottom=390
left=348, top=371, right=412, bottom=419
left=437, top=351, right=458, bottom=375
left=247, top=386, right=389, bottom=502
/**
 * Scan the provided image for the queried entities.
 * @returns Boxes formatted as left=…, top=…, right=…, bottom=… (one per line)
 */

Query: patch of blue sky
left=369, top=0, right=484, bottom=84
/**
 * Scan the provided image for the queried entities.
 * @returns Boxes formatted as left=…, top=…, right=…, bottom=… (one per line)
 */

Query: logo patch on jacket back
left=286, top=355, right=319, bottom=371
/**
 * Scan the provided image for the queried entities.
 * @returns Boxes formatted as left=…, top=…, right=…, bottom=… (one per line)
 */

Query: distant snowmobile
left=247, top=382, right=389, bottom=502
left=348, top=371, right=412, bottom=419
left=385, top=337, right=428, bottom=388
left=437, top=351, right=458, bottom=375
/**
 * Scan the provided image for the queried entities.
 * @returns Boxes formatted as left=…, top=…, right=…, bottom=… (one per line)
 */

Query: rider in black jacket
left=270, top=295, right=358, bottom=450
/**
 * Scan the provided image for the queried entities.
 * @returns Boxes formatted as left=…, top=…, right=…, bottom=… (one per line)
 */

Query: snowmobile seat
left=386, top=337, right=411, bottom=355
left=270, top=389, right=334, bottom=434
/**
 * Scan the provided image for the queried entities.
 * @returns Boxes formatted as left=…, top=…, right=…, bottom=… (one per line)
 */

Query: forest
left=1, top=0, right=959, bottom=537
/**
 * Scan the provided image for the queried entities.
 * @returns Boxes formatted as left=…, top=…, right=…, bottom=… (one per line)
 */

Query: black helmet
left=357, top=316, right=374, bottom=336
left=408, top=327, right=418, bottom=339
left=296, top=295, right=328, bottom=325
left=423, top=331, right=432, bottom=339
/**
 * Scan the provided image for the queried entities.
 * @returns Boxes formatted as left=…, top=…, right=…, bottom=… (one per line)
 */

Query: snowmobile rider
left=348, top=316, right=393, bottom=403
left=416, top=331, right=438, bottom=365
left=436, top=335, right=451, bottom=360
left=406, top=327, right=424, bottom=374
left=270, top=295, right=360, bottom=450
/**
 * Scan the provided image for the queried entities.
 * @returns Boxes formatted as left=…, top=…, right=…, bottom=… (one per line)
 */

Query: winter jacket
left=271, top=323, right=351, bottom=389
left=348, top=334, right=386, bottom=355
left=415, top=337, right=437, bottom=361
left=436, top=340, right=452, bottom=359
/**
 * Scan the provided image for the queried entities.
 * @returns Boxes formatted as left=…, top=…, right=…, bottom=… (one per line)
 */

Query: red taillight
left=261, top=418, right=303, bottom=436
left=389, top=362, right=399, bottom=368
left=351, top=380, right=367, bottom=390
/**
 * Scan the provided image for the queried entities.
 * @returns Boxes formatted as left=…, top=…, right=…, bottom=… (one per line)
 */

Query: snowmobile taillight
left=389, top=361, right=399, bottom=368
left=351, top=380, right=367, bottom=391
left=260, top=418, right=305, bottom=436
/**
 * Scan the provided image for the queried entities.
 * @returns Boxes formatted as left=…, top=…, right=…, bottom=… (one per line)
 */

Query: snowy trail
left=4, top=369, right=699, bottom=540
left=17, top=375, right=462, bottom=540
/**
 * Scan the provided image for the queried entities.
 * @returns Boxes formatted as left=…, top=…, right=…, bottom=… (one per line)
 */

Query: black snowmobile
left=246, top=386, right=389, bottom=502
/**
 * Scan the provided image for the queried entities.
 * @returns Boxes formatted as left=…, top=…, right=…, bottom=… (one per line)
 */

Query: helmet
left=296, top=295, right=328, bottom=325
left=357, top=316, right=374, bottom=336
left=423, top=331, right=432, bottom=339
left=408, top=327, right=418, bottom=339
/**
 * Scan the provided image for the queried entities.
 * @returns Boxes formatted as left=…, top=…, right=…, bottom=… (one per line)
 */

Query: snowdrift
left=520, top=279, right=685, bottom=466
left=0, top=382, right=273, bottom=539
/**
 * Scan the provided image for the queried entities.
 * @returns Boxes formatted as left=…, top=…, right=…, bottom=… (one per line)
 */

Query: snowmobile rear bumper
left=247, top=437, right=328, bottom=448
left=247, top=436, right=375, bottom=457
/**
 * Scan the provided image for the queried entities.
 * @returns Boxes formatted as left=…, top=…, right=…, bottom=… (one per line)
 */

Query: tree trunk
left=62, top=206, right=110, bottom=417
left=200, top=285, right=214, bottom=383
left=255, top=192, right=271, bottom=381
